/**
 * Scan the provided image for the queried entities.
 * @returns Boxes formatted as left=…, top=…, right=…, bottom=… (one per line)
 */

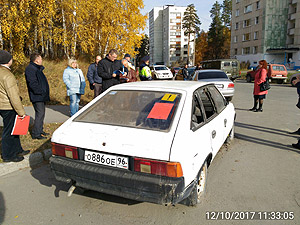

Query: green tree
left=221, top=0, right=232, bottom=28
left=182, top=4, right=201, bottom=65
left=135, top=34, right=149, bottom=67
left=206, top=1, right=225, bottom=59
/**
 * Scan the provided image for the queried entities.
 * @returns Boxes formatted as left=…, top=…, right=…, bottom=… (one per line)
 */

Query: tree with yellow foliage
left=0, top=0, right=146, bottom=64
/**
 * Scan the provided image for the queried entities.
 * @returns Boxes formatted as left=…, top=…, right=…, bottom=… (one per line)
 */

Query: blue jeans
left=69, top=94, right=81, bottom=116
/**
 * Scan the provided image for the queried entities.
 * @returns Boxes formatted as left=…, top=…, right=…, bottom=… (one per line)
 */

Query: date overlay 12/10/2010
left=206, top=211, right=294, bottom=220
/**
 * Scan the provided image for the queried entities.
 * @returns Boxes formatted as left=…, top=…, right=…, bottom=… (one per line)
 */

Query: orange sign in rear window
left=147, top=103, right=174, bottom=120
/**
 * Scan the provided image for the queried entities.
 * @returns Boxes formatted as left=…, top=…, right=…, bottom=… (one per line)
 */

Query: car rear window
left=197, top=71, right=228, bottom=79
left=155, top=66, right=168, bottom=71
left=232, top=61, right=238, bottom=67
left=272, top=66, right=286, bottom=71
left=74, top=90, right=181, bottom=132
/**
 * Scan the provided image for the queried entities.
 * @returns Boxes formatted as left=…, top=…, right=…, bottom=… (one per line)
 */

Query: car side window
left=207, top=86, right=226, bottom=113
left=198, top=87, right=216, bottom=120
left=191, top=94, right=204, bottom=129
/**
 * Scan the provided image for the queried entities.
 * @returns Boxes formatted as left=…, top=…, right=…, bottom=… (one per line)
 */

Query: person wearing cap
left=139, top=55, right=152, bottom=81
left=87, top=55, right=102, bottom=98
left=25, top=52, right=50, bottom=139
left=0, top=50, right=29, bottom=162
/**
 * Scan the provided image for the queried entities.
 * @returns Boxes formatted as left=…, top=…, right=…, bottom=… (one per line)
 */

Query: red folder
left=11, top=115, right=30, bottom=135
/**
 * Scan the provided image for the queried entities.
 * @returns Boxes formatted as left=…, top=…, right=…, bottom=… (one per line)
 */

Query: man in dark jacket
left=87, top=55, right=102, bottom=98
left=25, top=52, right=50, bottom=139
left=182, top=64, right=190, bottom=80
left=98, top=49, right=122, bottom=92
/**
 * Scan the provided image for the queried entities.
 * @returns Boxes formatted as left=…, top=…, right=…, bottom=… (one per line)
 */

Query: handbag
left=259, top=70, right=270, bottom=91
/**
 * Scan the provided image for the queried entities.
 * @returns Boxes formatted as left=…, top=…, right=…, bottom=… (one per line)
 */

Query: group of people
left=0, top=49, right=153, bottom=162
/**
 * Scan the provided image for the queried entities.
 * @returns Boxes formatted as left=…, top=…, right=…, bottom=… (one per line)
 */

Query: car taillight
left=228, top=83, right=235, bottom=88
left=239, top=71, right=241, bottom=75
left=52, top=143, right=78, bottom=159
left=134, top=158, right=183, bottom=178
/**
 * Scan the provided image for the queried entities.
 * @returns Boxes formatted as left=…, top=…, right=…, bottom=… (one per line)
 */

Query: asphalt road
left=0, top=80, right=300, bottom=225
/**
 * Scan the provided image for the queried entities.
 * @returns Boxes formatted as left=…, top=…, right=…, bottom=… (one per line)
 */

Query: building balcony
left=288, top=13, right=296, bottom=20
left=289, top=28, right=295, bottom=35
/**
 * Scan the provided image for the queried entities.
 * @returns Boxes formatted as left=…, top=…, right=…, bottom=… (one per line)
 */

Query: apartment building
left=149, top=5, right=195, bottom=66
left=231, top=0, right=300, bottom=69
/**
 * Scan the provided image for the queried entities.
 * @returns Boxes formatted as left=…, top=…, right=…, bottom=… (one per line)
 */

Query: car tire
left=291, top=77, right=297, bottom=87
left=277, top=79, right=284, bottom=84
left=246, top=75, right=251, bottom=83
left=185, top=161, right=208, bottom=206
left=226, top=96, right=233, bottom=101
left=225, top=125, right=234, bottom=144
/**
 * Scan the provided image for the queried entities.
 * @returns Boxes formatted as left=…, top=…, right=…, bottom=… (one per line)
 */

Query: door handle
left=224, top=119, right=227, bottom=127
left=212, top=130, right=216, bottom=139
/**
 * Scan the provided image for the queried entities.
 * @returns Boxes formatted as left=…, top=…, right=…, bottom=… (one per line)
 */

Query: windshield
left=155, top=66, right=168, bottom=71
left=197, top=71, right=228, bottom=79
left=74, top=90, right=181, bottom=132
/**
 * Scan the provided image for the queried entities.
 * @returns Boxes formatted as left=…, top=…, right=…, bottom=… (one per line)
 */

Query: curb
left=0, top=149, right=52, bottom=177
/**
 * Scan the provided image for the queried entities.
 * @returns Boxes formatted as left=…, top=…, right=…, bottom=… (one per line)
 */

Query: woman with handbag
left=249, top=60, right=268, bottom=112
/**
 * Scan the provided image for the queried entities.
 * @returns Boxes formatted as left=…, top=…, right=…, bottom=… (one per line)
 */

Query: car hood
left=52, top=122, right=175, bottom=161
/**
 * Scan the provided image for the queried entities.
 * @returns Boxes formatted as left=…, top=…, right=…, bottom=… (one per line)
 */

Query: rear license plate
left=84, top=150, right=128, bottom=169
left=276, top=75, right=282, bottom=77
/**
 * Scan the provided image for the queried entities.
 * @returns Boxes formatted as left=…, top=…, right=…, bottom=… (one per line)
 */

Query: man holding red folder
left=0, top=50, right=30, bottom=162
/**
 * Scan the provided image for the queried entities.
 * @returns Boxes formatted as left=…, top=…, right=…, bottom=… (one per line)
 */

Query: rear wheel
left=226, top=96, right=233, bottom=102
left=185, top=162, right=207, bottom=206
left=246, top=75, right=251, bottom=83
left=277, top=79, right=284, bottom=84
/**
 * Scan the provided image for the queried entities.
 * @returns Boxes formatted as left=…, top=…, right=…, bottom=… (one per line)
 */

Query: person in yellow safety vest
left=139, top=56, right=152, bottom=81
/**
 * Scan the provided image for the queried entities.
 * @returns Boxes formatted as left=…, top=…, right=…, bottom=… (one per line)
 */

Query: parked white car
left=50, top=81, right=235, bottom=206
left=152, top=65, right=173, bottom=80
left=193, top=70, right=235, bottom=101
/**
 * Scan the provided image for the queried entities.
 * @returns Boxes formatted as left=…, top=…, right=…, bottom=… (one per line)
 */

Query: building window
left=244, top=4, right=252, bottom=13
left=243, top=33, right=251, bottom=41
left=236, top=0, right=240, bottom=3
left=236, top=9, right=239, bottom=17
left=242, top=47, right=250, bottom=55
left=234, top=36, right=238, bottom=43
left=243, top=19, right=251, bottom=27
left=253, top=46, right=258, bottom=54
left=255, top=16, right=259, bottom=24
left=184, top=51, right=188, bottom=55
left=254, top=31, right=259, bottom=40
left=235, top=22, right=239, bottom=30
left=256, top=1, right=260, bottom=9
left=234, top=48, right=238, bottom=55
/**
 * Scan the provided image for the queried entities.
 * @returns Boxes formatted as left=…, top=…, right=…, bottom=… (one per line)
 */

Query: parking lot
left=0, top=80, right=300, bottom=225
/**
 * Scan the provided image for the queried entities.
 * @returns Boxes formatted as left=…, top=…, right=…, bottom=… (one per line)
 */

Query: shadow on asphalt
left=46, top=105, right=70, bottom=117
left=235, top=122, right=298, bottom=138
left=235, top=132, right=300, bottom=155
left=0, top=192, right=4, bottom=224
left=30, top=165, right=140, bottom=206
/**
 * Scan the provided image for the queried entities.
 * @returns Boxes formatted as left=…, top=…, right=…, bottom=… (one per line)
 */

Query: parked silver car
left=193, top=70, right=235, bottom=101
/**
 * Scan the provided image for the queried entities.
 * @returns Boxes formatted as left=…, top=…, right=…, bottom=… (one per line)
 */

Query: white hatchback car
left=50, top=81, right=235, bottom=206
left=152, top=65, right=173, bottom=80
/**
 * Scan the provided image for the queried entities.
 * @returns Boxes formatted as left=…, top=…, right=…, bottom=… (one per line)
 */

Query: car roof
left=109, top=81, right=211, bottom=92
left=197, top=69, right=225, bottom=73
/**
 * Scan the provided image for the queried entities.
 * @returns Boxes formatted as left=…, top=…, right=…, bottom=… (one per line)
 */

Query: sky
left=141, top=0, right=218, bottom=34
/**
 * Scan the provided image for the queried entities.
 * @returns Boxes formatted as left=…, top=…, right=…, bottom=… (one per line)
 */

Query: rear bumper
left=50, top=156, right=190, bottom=205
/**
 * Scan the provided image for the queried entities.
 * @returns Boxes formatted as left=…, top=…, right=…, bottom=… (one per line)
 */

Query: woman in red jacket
left=249, top=60, right=268, bottom=112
